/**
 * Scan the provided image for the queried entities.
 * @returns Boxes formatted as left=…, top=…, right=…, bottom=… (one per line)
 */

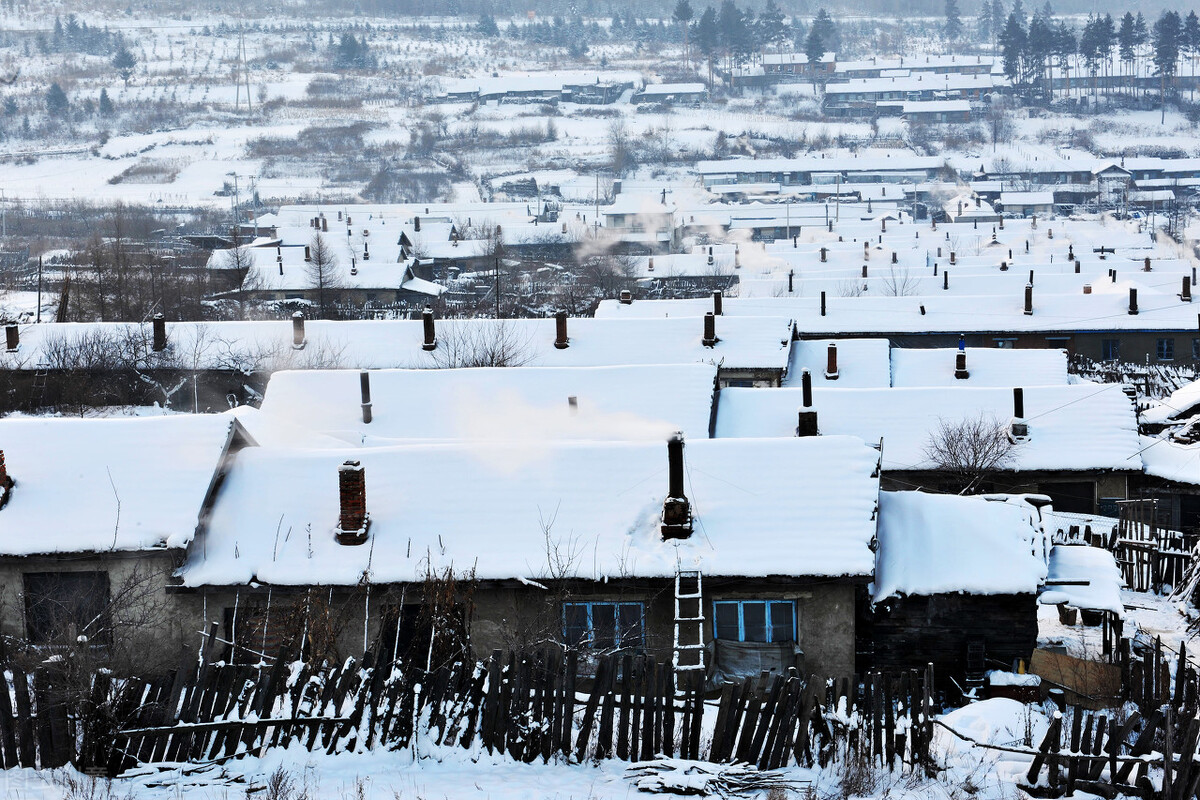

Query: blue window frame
left=1101, top=339, right=1120, bottom=362
left=563, top=601, right=644, bottom=652
left=1158, top=338, right=1175, bottom=361
left=713, top=600, right=795, bottom=643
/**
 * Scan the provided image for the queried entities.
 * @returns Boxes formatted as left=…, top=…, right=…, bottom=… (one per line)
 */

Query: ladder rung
left=676, top=592, right=702, bottom=599
left=676, top=644, right=705, bottom=651
left=674, top=664, right=706, bottom=671
left=675, top=616, right=704, bottom=622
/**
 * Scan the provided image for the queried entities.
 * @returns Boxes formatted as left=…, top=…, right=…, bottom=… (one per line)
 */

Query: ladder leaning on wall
left=672, top=567, right=705, bottom=689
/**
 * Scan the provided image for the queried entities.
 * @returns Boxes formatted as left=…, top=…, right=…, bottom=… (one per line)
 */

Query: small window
left=713, top=600, right=795, bottom=643
left=563, top=601, right=644, bottom=653
left=1158, top=338, right=1175, bottom=361
left=23, top=572, right=111, bottom=646
left=1102, top=339, right=1120, bottom=362
left=994, top=339, right=1015, bottom=349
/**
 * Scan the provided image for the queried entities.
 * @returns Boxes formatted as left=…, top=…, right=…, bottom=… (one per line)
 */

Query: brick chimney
left=422, top=306, right=437, bottom=351
left=292, top=312, right=306, bottom=349
left=825, top=343, right=839, bottom=380
left=702, top=312, right=718, bottom=348
left=152, top=314, right=167, bottom=351
left=954, top=335, right=969, bottom=379
left=360, top=371, right=372, bottom=424
left=336, top=460, right=370, bottom=545
left=1144, top=257, right=1152, bottom=272
left=5, top=324, right=17, bottom=352
left=554, top=311, right=569, bottom=349
left=304, top=245, right=311, bottom=262
left=797, top=370, right=818, bottom=437
left=712, top=290, right=723, bottom=316
left=1129, top=288, right=1138, bottom=315
left=660, top=433, right=692, bottom=540
left=820, top=247, right=827, bottom=263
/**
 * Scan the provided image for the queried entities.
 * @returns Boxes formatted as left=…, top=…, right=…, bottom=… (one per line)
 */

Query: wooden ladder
left=673, top=568, right=705, bottom=685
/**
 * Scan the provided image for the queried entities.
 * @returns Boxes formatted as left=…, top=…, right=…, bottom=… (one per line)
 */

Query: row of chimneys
left=331, top=435, right=696, bottom=547
left=4, top=315, right=170, bottom=354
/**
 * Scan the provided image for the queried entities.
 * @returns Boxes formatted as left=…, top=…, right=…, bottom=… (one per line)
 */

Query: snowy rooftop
left=258, top=365, right=719, bottom=444
left=181, top=435, right=881, bottom=587
left=1138, top=434, right=1200, bottom=486
left=0, top=316, right=794, bottom=373
left=1040, top=545, right=1124, bottom=615
left=0, top=415, right=238, bottom=555
left=714, top=383, right=1141, bottom=473
left=783, top=338, right=891, bottom=388
left=889, top=347, right=1069, bottom=387
left=873, top=491, right=1047, bottom=602
left=1142, top=379, right=1200, bottom=424
left=594, top=285, right=1200, bottom=334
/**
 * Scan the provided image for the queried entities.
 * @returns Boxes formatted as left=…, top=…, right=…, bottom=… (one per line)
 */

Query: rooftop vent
left=1009, top=388, right=1029, bottom=443
left=422, top=306, right=438, bottom=351
left=660, top=434, right=693, bottom=541
left=292, top=312, right=306, bottom=350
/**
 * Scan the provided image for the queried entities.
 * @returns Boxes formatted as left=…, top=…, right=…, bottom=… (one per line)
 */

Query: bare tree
left=219, top=231, right=260, bottom=319
left=428, top=320, right=534, bottom=368
left=880, top=266, right=919, bottom=296
left=307, top=233, right=344, bottom=319
left=923, top=413, right=1017, bottom=494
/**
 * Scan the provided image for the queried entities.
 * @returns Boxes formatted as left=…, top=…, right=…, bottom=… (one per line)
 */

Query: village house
left=713, top=382, right=1142, bottom=515
left=0, top=415, right=248, bottom=671
left=601, top=192, right=680, bottom=254
left=176, top=434, right=883, bottom=681
left=869, top=491, right=1048, bottom=692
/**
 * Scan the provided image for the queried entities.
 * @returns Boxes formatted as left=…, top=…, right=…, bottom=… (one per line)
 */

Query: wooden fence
left=1115, top=499, right=1198, bottom=594
left=0, top=628, right=936, bottom=777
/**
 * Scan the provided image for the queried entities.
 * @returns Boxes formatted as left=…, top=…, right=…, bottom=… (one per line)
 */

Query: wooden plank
left=11, top=669, right=36, bottom=767
left=561, top=650, right=577, bottom=759
left=640, top=659, right=656, bottom=762
left=574, top=656, right=607, bottom=762
left=661, top=663, right=675, bottom=759
left=708, top=681, right=735, bottom=763
left=596, top=656, right=617, bottom=760
left=616, top=654, right=632, bottom=761
left=1115, top=709, right=1162, bottom=784
left=0, top=668, right=20, bottom=768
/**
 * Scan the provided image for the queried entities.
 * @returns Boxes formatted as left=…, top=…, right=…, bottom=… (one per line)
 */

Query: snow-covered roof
left=0, top=316, right=793, bottom=373
left=695, top=155, right=945, bottom=177
left=873, top=491, right=1047, bottom=602
left=901, top=100, right=971, bottom=114
left=714, top=384, right=1141, bottom=472
left=0, top=415, right=238, bottom=555
left=784, top=338, right=891, bottom=388
left=1143, top=379, right=1200, bottom=425
left=638, top=83, right=706, bottom=95
left=181, top=435, right=881, bottom=587
left=604, top=192, right=676, bottom=217
left=1000, top=192, right=1055, bottom=207
left=258, top=365, right=719, bottom=444
left=1138, top=434, right=1200, bottom=486
left=594, top=286, right=1200, bottom=335
left=889, top=347, right=1069, bottom=387
left=1040, top=545, right=1124, bottom=615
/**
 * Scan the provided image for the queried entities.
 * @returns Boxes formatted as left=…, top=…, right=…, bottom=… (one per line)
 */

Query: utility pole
left=35, top=256, right=42, bottom=324
left=494, top=257, right=501, bottom=319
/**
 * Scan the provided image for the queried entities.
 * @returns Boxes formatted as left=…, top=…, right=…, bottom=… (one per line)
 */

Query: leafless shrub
left=428, top=320, right=534, bottom=368
left=880, top=266, right=919, bottom=297
left=923, top=413, right=1016, bottom=494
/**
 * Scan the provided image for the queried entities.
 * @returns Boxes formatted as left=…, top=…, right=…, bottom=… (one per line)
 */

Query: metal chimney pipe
left=292, top=312, right=306, bottom=348
left=1129, top=288, right=1138, bottom=315
left=1024, top=285, right=1033, bottom=315
left=619, top=289, right=632, bottom=304
left=1183, top=276, right=1192, bottom=303
left=554, top=311, right=569, bottom=349
left=422, top=306, right=437, bottom=351
left=797, top=370, right=818, bottom=436
left=702, top=312, right=717, bottom=347
left=304, top=245, right=311, bottom=261
left=713, top=290, right=723, bottom=316
left=825, top=343, right=839, bottom=379
left=1013, top=387, right=1025, bottom=420
left=661, top=433, right=692, bottom=540
left=360, top=371, right=373, bottom=424
left=820, top=291, right=826, bottom=317
left=788, top=269, right=794, bottom=293
left=943, top=270, right=949, bottom=290
left=152, top=314, right=167, bottom=351
left=820, top=247, right=827, bottom=262
left=1029, top=270, right=1034, bottom=286
left=1145, top=257, right=1152, bottom=271
left=4, top=324, right=17, bottom=352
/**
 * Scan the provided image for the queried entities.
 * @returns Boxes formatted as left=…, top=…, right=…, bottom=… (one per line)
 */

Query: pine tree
left=112, top=44, right=136, bottom=87
left=990, top=0, right=1007, bottom=50
left=812, top=8, right=839, bottom=55
left=944, top=0, right=963, bottom=40
left=695, top=6, right=719, bottom=88
left=757, top=0, right=787, bottom=57
left=1184, top=11, right=1200, bottom=99
left=804, top=23, right=824, bottom=89
left=45, top=82, right=68, bottom=115
left=672, top=0, right=694, bottom=68
left=98, top=88, right=113, bottom=117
